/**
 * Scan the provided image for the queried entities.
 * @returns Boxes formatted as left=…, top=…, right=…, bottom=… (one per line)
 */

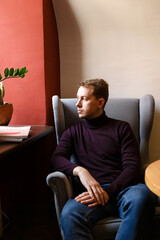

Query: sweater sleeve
left=104, top=122, right=141, bottom=197
left=51, top=128, right=78, bottom=175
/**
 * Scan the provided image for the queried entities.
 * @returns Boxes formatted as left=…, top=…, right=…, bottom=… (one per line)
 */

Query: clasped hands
left=73, top=166, right=109, bottom=207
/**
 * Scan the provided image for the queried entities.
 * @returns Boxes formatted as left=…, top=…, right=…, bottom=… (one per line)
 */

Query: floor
left=2, top=204, right=62, bottom=240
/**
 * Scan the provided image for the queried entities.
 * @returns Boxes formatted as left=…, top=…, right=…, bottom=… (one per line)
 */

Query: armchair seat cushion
left=155, top=206, right=160, bottom=218
left=93, top=217, right=121, bottom=240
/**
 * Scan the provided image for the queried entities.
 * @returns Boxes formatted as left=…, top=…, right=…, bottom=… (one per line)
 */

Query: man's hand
left=73, top=166, right=109, bottom=206
left=75, top=191, right=109, bottom=207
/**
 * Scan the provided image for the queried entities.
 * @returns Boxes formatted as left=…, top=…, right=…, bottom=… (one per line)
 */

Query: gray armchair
left=47, top=95, right=160, bottom=240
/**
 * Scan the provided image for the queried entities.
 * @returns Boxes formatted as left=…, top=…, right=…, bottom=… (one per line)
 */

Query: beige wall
left=52, top=0, right=160, bottom=162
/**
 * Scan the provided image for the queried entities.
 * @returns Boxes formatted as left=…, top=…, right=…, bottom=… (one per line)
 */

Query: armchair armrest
left=46, top=171, right=73, bottom=220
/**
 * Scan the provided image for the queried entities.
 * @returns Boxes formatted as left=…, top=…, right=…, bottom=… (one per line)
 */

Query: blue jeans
left=60, top=183, right=156, bottom=240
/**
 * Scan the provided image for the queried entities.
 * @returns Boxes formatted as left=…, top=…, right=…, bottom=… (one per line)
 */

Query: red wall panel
left=0, top=0, right=60, bottom=125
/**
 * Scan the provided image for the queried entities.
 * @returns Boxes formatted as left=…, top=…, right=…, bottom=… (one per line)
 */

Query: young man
left=51, top=79, right=155, bottom=240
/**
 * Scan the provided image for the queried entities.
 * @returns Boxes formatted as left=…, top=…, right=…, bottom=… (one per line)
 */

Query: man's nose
left=76, top=99, right=81, bottom=107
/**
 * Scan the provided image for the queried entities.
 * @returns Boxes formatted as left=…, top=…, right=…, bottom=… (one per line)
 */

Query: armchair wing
left=46, top=172, right=73, bottom=221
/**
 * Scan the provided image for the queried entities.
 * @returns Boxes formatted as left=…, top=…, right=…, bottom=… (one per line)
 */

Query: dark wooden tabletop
left=0, top=125, right=54, bottom=159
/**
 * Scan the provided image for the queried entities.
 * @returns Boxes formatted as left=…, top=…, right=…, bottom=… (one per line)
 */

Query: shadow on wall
left=43, top=0, right=60, bottom=125
left=52, top=0, right=83, bottom=97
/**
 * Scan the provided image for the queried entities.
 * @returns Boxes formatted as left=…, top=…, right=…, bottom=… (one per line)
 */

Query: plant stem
left=0, top=76, right=20, bottom=83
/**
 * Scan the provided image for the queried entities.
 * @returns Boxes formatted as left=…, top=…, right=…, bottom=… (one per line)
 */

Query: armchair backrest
left=52, top=95, right=155, bottom=167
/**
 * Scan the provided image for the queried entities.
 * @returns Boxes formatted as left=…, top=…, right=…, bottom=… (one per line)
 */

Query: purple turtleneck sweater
left=51, top=112, right=140, bottom=197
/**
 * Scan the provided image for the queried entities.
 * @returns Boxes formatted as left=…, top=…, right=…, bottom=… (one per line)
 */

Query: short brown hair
left=79, top=79, right=109, bottom=108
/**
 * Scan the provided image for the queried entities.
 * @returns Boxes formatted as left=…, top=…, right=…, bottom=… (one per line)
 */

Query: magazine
left=0, top=126, right=31, bottom=142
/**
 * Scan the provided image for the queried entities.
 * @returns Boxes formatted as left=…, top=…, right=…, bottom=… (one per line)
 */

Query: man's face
left=76, top=86, right=104, bottom=119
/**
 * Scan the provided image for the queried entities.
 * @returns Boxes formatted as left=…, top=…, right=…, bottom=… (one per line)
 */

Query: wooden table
left=145, top=160, right=160, bottom=197
left=0, top=125, right=54, bottom=238
left=0, top=125, right=54, bottom=158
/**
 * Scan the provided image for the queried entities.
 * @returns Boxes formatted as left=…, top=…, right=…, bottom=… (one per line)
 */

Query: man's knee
left=122, top=184, right=156, bottom=212
left=60, top=198, right=89, bottom=227
left=60, top=199, right=78, bottom=224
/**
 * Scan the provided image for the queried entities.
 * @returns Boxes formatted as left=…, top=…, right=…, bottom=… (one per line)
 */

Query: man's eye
left=83, top=97, right=88, bottom=101
left=77, top=97, right=88, bottom=101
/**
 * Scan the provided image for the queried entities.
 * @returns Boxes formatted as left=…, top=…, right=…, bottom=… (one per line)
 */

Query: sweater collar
left=84, top=111, right=108, bottom=129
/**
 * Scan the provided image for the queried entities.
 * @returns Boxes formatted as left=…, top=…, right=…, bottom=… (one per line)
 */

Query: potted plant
left=0, top=67, right=28, bottom=125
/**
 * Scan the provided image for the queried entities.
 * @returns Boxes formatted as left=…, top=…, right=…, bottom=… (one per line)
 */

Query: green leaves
left=0, top=66, right=28, bottom=102
left=13, top=67, right=28, bottom=78
left=0, top=66, right=28, bottom=81
left=4, top=68, right=9, bottom=77
left=13, top=68, right=19, bottom=76
left=18, top=67, right=28, bottom=78
left=9, top=68, right=14, bottom=76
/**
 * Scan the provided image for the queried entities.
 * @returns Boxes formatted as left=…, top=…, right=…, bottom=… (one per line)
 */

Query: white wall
left=52, top=0, right=160, bottom=162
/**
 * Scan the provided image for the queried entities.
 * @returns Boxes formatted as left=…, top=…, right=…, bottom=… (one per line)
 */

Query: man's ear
left=98, top=98, right=105, bottom=109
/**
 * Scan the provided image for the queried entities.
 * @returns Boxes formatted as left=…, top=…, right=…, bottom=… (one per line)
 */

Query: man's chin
left=78, top=113, right=85, bottom=119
